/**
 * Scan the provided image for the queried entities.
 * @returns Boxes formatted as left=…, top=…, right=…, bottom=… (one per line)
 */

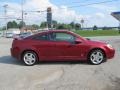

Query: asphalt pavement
left=0, top=36, right=120, bottom=90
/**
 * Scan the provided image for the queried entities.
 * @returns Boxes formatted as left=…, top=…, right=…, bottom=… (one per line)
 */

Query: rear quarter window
left=32, top=34, right=49, bottom=41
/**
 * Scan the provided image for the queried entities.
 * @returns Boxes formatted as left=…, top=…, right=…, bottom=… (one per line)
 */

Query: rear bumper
left=10, top=48, right=20, bottom=60
left=11, top=48, right=16, bottom=58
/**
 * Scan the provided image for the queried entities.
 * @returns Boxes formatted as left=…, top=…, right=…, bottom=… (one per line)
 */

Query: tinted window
left=33, top=34, right=48, bottom=40
left=49, top=32, right=75, bottom=42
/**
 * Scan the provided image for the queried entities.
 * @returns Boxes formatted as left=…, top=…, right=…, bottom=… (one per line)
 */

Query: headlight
left=107, top=44, right=113, bottom=49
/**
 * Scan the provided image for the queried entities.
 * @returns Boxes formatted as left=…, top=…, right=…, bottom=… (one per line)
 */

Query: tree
left=67, top=24, right=72, bottom=30
left=18, top=21, right=26, bottom=29
left=40, top=21, right=57, bottom=29
left=75, top=23, right=81, bottom=30
left=56, top=23, right=72, bottom=30
left=7, top=21, right=18, bottom=29
left=70, top=22, right=75, bottom=29
left=57, top=24, right=65, bottom=29
left=52, top=20, right=57, bottom=28
left=40, top=22, right=47, bottom=28
left=32, top=24, right=39, bottom=29
left=93, top=25, right=98, bottom=30
left=12, top=21, right=18, bottom=28
left=7, top=21, right=13, bottom=29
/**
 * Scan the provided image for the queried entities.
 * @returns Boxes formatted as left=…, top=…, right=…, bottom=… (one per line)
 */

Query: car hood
left=86, top=39, right=106, bottom=46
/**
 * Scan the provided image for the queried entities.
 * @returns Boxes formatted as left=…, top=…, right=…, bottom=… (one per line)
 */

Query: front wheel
left=88, top=49, right=105, bottom=65
left=22, top=51, right=38, bottom=66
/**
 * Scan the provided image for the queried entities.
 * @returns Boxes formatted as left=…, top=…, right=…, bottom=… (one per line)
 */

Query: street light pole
left=3, top=4, right=8, bottom=34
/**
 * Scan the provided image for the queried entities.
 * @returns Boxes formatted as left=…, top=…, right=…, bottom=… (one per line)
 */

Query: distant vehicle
left=6, top=32, right=13, bottom=38
left=11, top=30, right=115, bottom=66
left=5, top=29, right=20, bottom=38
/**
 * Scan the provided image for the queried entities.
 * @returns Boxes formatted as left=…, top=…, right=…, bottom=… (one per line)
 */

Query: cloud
left=52, top=6, right=84, bottom=23
left=25, top=0, right=53, bottom=10
left=91, top=4, right=118, bottom=12
left=0, top=0, right=119, bottom=27
left=0, top=0, right=85, bottom=25
left=24, top=0, right=85, bottom=24
left=95, top=12, right=105, bottom=18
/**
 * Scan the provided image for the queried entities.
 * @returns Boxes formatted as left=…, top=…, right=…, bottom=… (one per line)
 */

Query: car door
left=49, top=32, right=85, bottom=60
left=31, top=33, right=63, bottom=61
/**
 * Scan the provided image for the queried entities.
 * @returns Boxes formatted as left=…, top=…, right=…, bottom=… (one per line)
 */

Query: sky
left=0, top=0, right=120, bottom=27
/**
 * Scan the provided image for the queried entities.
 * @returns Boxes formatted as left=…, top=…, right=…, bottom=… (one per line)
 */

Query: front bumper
left=107, top=48, right=115, bottom=59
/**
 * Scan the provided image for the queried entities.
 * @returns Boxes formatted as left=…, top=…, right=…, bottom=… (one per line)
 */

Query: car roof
left=36, top=30, right=83, bottom=38
left=38, top=30, right=72, bottom=34
left=26, top=30, right=86, bottom=41
left=25, top=30, right=72, bottom=39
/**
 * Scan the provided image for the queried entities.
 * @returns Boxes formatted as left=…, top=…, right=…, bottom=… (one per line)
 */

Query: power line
left=0, top=17, right=21, bottom=19
left=8, top=6, right=21, bottom=12
left=67, top=0, right=120, bottom=9
left=51, top=0, right=120, bottom=13
left=25, top=10, right=46, bottom=13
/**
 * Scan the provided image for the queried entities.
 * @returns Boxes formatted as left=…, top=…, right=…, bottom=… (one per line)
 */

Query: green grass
left=74, top=30, right=120, bottom=37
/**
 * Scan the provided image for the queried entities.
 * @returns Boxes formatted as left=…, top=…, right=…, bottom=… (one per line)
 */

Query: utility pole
left=3, top=4, right=8, bottom=35
left=81, top=19, right=84, bottom=30
left=21, top=0, right=24, bottom=28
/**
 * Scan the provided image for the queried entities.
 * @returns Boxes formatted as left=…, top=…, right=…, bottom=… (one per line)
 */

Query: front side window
left=49, top=32, right=75, bottom=42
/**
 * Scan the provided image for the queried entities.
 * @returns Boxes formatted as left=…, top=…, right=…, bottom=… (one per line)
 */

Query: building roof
left=111, top=11, right=120, bottom=21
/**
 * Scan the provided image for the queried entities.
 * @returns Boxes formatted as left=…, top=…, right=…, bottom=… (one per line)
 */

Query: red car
left=11, top=30, right=115, bottom=66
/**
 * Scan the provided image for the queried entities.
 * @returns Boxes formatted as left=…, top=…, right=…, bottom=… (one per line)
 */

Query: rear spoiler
left=13, top=37, right=23, bottom=40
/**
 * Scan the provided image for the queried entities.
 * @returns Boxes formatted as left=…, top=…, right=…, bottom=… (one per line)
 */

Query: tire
left=88, top=49, right=105, bottom=65
left=22, top=51, right=38, bottom=66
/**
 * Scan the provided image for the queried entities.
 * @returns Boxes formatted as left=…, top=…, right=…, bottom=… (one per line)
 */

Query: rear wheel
left=88, top=49, right=105, bottom=65
left=22, top=51, right=38, bottom=66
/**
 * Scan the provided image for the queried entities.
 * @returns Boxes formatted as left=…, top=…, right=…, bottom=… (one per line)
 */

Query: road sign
left=47, top=7, right=52, bottom=29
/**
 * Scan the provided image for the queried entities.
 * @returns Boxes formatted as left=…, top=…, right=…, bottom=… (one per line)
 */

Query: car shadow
left=0, top=55, right=89, bottom=66
left=0, top=56, right=24, bottom=66
left=38, top=60, right=88, bottom=65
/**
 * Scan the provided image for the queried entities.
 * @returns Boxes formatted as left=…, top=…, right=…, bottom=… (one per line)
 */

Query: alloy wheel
left=89, top=50, right=104, bottom=65
left=23, top=52, right=37, bottom=66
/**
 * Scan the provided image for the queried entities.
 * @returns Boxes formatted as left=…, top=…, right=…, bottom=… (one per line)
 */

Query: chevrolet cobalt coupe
left=11, top=30, right=115, bottom=66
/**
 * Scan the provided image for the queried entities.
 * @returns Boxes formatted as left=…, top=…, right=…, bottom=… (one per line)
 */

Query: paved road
left=0, top=36, right=120, bottom=90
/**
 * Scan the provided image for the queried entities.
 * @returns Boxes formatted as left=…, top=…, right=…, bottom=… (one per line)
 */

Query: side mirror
left=86, top=38, right=90, bottom=40
left=75, top=40, right=82, bottom=44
